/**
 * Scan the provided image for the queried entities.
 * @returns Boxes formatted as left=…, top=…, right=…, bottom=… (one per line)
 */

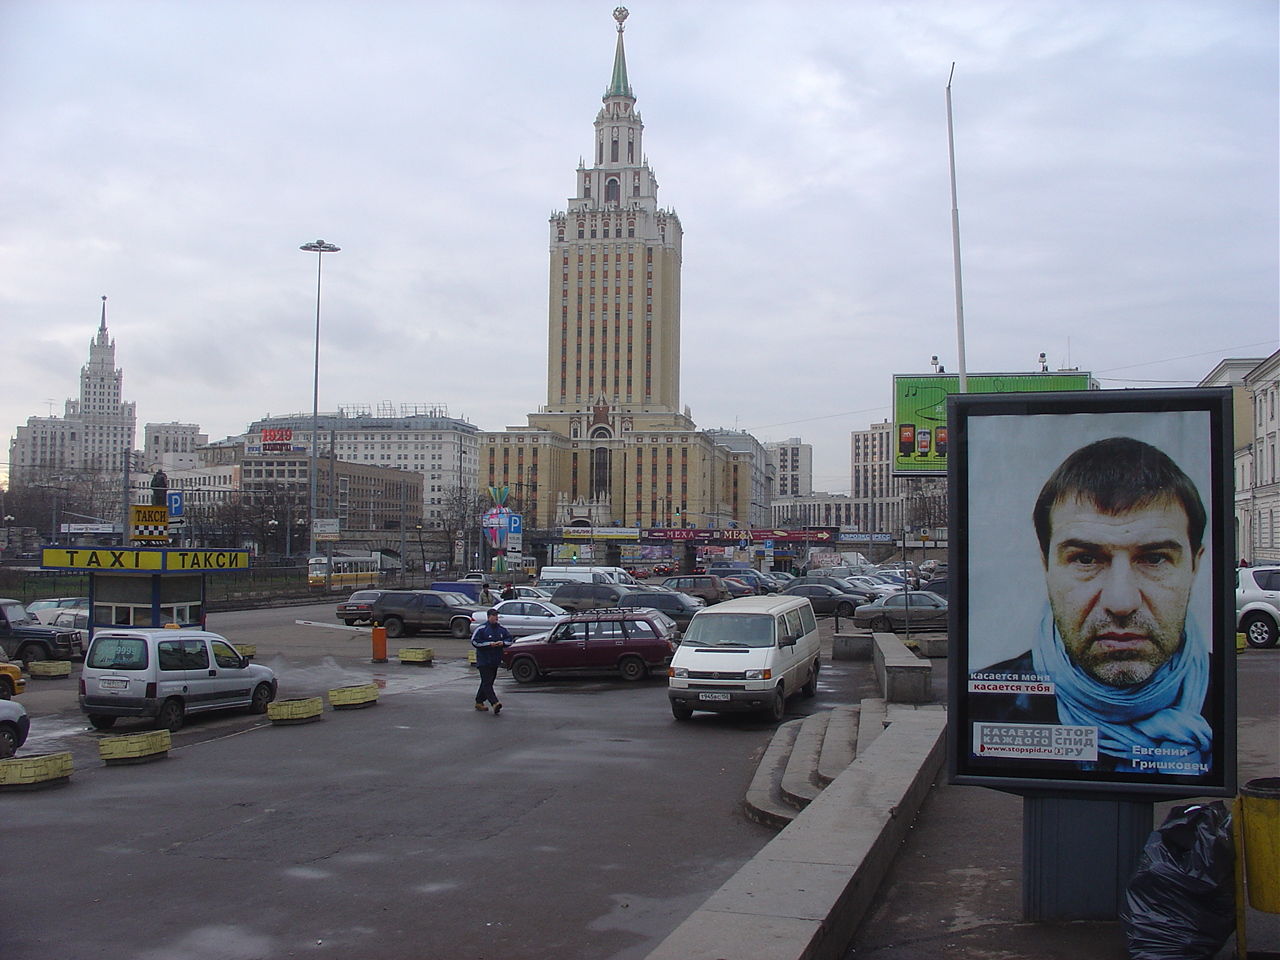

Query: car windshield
left=682, top=614, right=775, bottom=648
left=439, top=593, right=474, bottom=608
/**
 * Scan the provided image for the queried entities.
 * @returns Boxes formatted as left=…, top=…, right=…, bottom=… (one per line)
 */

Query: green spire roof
left=605, top=11, right=633, bottom=99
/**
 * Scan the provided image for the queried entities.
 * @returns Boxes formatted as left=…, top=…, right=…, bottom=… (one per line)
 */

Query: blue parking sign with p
left=508, top=514, right=522, bottom=535
left=167, top=491, right=184, bottom=517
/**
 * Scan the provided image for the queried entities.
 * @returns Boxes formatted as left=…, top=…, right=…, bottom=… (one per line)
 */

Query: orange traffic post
left=371, top=624, right=388, bottom=663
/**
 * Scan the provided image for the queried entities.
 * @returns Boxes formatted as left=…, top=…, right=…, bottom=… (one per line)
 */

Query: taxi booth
left=40, top=547, right=251, bottom=639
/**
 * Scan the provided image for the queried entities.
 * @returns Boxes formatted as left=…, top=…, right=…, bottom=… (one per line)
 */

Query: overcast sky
left=2, top=0, right=1276, bottom=494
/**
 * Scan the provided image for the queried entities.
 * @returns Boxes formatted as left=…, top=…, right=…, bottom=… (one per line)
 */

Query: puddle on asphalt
left=263, top=655, right=472, bottom=699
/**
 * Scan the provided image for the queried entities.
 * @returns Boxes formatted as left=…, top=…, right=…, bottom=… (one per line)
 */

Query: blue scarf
left=1031, top=604, right=1211, bottom=774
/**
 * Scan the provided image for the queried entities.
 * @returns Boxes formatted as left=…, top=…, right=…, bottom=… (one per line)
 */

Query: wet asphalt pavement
left=4, top=603, right=873, bottom=960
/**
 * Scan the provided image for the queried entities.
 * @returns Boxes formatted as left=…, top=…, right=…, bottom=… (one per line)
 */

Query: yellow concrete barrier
left=397, top=647, right=434, bottom=665
left=99, top=729, right=171, bottom=765
left=267, top=697, right=324, bottom=725
left=27, top=660, right=72, bottom=678
left=328, top=683, right=379, bottom=710
left=0, top=751, right=73, bottom=789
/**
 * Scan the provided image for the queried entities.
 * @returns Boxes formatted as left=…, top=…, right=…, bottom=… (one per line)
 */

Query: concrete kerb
left=872, top=631, right=932, bottom=704
left=644, top=710, right=947, bottom=960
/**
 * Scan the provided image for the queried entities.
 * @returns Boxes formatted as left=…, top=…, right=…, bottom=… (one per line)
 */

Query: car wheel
left=1243, top=613, right=1279, bottom=649
left=871, top=616, right=892, bottom=632
left=450, top=618, right=471, bottom=640
left=766, top=686, right=786, bottom=723
left=155, top=698, right=185, bottom=733
left=511, top=657, right=539, bottom=684
left=88, top=715, right=116, bottom=730
left=801, top=659, right=820, bottom=698
left=0, top=677, right=12, bottom=700
left=249, top=682, right=274, bottom=714
left=618, top=656, right=647, bottom=682
left=17, top=644, right=50, bottom=670
left=836, top=601, right=855, bottom=618
left=383, top=617, right=405, bottom=639
left=671, top=702, right=694, bottom=721
left=0, top=724, right=17, bottom=759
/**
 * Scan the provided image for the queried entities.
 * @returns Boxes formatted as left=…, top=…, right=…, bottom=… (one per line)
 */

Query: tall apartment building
left=144, top=422, right=208, bottom=473
left=482, top=10, right=745, bottom=532
left=850, top=421, right=905, bottom=535
left=247, top=405, right=478, bottom=528
left=765, top=438, right=813, bottom=498
left=9, top=298, right=137, bottom=482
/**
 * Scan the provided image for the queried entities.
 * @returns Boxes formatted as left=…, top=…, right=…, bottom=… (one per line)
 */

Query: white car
left=50, top=608, right=91, bottom=655
left=80, top=629, right=278, bottom=732
left=1237, top=566, right=1280, bottom=648
left=846, top=576, right=901, bottom=598
left=470, top=599, right=570, bottom=637
left=27, top=597, right=89, bottom=624
left=0, top=699, right=29, bottom=758
left=509, top=586, right=552, bottom=601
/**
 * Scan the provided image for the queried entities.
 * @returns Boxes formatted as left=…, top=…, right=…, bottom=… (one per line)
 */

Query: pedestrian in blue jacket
left=471, top=608, right=513, bottom=714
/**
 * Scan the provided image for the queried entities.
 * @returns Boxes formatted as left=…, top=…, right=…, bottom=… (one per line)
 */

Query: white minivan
left=537, top=566, right=641, bottom=586
left=80, top=628, right=278, bottom=732
left=667, top=595, right=821, bottom=722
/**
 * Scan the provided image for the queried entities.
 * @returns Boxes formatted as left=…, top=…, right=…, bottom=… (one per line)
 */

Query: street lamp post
left=300, top=239, right=340, bottom=560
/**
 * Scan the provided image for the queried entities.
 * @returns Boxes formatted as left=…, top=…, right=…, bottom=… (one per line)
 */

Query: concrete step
left=816, top=703, right=860, bottom=787
left=743, top=718, right=803, bottom=828
left=779, top=712, right=830, bottom=808
left=856, top=697, right=887, bottom=758
left=745, top=701, right=873, bottom=829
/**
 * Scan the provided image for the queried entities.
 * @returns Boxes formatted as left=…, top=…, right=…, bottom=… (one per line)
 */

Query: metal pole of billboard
left=300, top=239, right=340, bottom=561
left=946, top=64, right=968, bottom=393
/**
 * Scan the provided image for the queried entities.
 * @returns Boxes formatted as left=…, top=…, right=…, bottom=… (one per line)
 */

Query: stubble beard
left=1062, top=613, right=1183, bottom=688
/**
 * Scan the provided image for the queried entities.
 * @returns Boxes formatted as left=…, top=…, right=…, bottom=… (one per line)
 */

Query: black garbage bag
left=1121, top=800, right=1235, bottom=960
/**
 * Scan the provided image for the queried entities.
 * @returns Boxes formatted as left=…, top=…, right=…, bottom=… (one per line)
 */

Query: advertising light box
left=893, top=372, right=1094, bottom=476
left=946, top=388, right=1236, bottom=798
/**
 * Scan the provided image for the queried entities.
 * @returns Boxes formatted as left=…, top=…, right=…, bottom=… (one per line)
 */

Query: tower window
left=605, top=179, right=620, bottom=203
left=611, top=139, right=619, bottom=162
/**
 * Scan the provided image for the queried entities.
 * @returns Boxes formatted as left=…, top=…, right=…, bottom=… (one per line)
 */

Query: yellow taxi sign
left=41, top=548, right=250, bottom=571
left=42, top=548, right=164, bottom=570
left=130, top=504, right=171, bottom=542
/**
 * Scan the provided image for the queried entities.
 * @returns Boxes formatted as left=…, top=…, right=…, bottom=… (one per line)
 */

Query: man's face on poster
left=1043, top=493, right=1203, bottom=687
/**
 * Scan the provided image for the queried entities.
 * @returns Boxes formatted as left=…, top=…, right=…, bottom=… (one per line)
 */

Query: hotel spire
left=606, top=7, right=633, bottom=99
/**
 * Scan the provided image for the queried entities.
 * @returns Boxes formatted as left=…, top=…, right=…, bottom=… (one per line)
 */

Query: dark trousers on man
left=476, top=664, right=500, bottom=706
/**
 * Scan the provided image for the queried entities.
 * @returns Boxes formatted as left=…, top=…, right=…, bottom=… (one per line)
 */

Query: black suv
left=789, top=576, right=876, bottom=605
left=547, top=582, right=636, bottom=613
left=615, top=591, right=703, bottom=631
left=369, top=590, right=486, bottom=639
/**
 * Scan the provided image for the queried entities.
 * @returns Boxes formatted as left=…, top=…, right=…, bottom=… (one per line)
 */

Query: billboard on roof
left=893, top=372, right=1095, bottom=476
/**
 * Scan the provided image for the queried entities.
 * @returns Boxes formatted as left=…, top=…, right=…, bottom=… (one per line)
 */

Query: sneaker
left=475, top=702, right=488, bottom=711
left=493, top=702, right=503, bottom=715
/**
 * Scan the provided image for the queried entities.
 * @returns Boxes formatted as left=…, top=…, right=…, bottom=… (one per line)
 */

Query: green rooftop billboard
left=892, top=372, right=1095, bottom=476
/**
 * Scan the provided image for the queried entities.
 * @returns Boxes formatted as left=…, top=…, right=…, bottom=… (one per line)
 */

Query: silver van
left=80, top=629, right=277, bottom=732
left=667, top=595, right=821, bottom=722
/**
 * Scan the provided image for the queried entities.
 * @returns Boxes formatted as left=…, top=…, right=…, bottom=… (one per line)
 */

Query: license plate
left=698, top=692, right=730, bottom=701
left=100, top=679, right=128, bottom=690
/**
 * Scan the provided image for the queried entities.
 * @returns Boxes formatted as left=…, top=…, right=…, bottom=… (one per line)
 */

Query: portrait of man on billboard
left=968, top=436, right=1210, bottom=774
left=952, top=391, right=1233, bottom=794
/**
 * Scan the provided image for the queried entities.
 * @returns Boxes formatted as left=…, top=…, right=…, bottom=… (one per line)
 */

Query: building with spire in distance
left=482, top=8, right=753, bottom=534
left=9, top=297, right=137, bottom=483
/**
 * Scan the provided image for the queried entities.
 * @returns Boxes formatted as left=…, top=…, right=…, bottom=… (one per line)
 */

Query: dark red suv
left=501, top=608, right=679, bottom=684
